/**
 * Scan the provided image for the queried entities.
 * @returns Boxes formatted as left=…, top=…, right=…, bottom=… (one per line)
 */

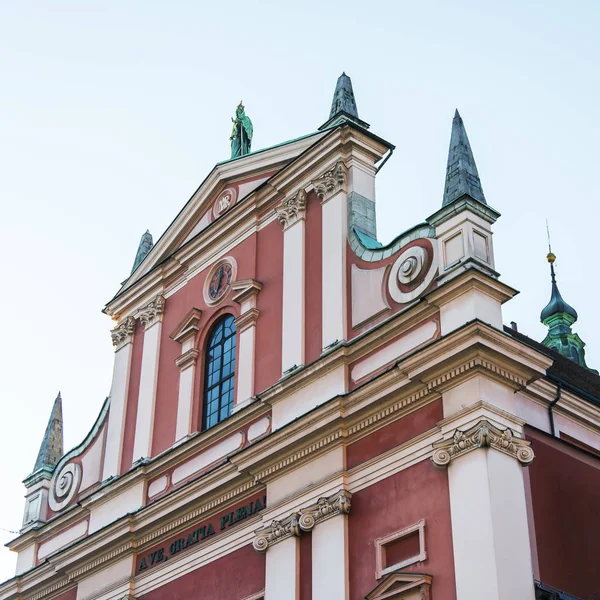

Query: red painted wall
left=300, top=531, right=312, bottom=600
left=347, top=400, right=443, bottom=470
left=255, top=219, right=283, bottom=393
left=139, top=544, right=265, bottom=600
left=304, top=191, right=322, bottom=365
left=526, top=429, right=600, bottom=599
left=50, top=588, right=77, bottom=600
left=348, top=461, right=456, bottom=600
left=120, top=319, right=145, bottom=473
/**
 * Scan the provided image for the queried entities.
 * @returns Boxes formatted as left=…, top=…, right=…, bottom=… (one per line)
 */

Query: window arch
left=202, top=314, right=236, bottom=430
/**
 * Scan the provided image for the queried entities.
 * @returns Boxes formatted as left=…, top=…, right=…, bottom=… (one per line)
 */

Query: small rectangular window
left=374, top=519, right=426, bottom=579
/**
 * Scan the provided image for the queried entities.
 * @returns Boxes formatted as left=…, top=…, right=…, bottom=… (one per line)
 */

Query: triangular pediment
left=366, top=572, right=433, bottom=600
left=115, top=130, right=328, bottom=299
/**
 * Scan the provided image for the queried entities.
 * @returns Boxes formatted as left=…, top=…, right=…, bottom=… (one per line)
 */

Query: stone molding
left=275, top=189, right=307, bottom=229
left=234, top=308, right=260, bottom=333
left=174, top=348, right=200, bottom=371
left=170, top=308, right=202, bottom=345
left=110, top=316, right=135, bottom=349
left=136, top=295, right=165, bottom=330
left=312, top=160, right=346, bottom=202
left=432, top=419, right=534, bottom=468
left=253, top=489, right=351, bottom=552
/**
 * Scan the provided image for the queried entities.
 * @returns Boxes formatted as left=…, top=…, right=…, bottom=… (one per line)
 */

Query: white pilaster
left=170, top=309, right=202, bottom=442
left=314, top=161, right=347, bottom=351
left=312, top=514, right=349, bottom=600
left=103, top=316, right=135, bottom=480
left=434, top=420, right=536, bottom=600
left=264, top=536, right=299, bottom=600
left=132, top=295, right=164, bottom=462
left=276, top=191, right=306, bottom=374
left=232, top=279, right=262, bottom=411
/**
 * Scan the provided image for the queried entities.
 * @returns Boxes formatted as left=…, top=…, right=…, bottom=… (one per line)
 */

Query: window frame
left=201, top=314, right=237, bottom=431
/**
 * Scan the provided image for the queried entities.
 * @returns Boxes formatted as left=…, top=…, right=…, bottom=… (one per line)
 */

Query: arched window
left=202, top=315, right=236, bottom=430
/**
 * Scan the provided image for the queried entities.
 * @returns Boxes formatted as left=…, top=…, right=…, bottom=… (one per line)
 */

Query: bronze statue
left=230, top=102, right=253, bottom=159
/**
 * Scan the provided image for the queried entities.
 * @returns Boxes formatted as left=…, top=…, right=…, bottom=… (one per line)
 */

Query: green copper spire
left=32, top=392, right=64, bottom=473
left=540, top=251, right=590, bottom=368
left=131, top=230, right=153, bottom=275
left=319, top=72, right=370, bottom=130
left=442, top=110, right=486, bottom=207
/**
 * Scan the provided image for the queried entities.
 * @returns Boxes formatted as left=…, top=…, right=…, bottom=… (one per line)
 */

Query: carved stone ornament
left=253, top=489, right=351, bottom=552
left=311, top=160, right=347, bottom=202
left=432, top=420, right=535, bottom=468
left=48, top=462, right=82, bottom=512
left=137, top=295, right=165, bottom=329
left=275, top=189, right=307, bottom=228
left=110, top=316, right=135, bottom=349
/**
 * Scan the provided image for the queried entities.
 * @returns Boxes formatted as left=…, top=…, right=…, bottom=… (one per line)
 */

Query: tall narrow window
left=203, top=315, right=236, bottom=430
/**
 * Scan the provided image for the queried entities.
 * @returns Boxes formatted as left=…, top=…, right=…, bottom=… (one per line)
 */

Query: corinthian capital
left=432, top=420, right=534, bottom=468
left=312, top=160, right=347, bottom=202
left=110, top=316, right=135, bottom=349
left=137, top=295, right=165, bottom=329
left=252, top=489, right=351, bottom=553
left=275, top=189, right=307, bottom=229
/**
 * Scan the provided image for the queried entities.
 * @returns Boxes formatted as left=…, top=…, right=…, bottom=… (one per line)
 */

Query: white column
left=276, top=191, right=306, bottom=374
left=314, top=161, right=347, bottom=351
left=103, top=317, right=135, bottom=480
left=265, top=536, right=299, bottom=600
left=170, top=308, right=202, bottom=442
left=132, top=295, right=164, bottom=463
left=312, top=514, right=349, bottom=600
left=437, top=423, right=536, bottom=600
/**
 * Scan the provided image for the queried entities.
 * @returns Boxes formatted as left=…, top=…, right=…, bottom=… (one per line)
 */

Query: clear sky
left=1, top=0, right=598, bottom=582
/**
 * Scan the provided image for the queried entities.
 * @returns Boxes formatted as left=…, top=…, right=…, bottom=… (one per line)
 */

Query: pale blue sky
left=1, top=0, right=598, bottom=581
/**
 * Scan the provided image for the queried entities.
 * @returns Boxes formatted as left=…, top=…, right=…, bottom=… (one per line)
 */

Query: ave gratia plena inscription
left=137, top=494, right=266, bottom=573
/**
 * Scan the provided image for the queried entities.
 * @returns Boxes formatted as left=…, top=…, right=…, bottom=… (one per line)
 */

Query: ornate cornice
left=137, top=295, right=165, bottom=330
left=110, top=316, right=135, bottom=349
left=312, top=160, right=346, bottom=202
left=275, top=189, right=307, bottom=229
left=253, top=489, right=351, bottom=552
left=432, top=420, right=534, bottom=467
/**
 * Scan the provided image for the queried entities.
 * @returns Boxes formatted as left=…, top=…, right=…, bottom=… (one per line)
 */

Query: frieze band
left=432, top=419, right=535, bottom=468
left=252, top=489, right=351, bottom=553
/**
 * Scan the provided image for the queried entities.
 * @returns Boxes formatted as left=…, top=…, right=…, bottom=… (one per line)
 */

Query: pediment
left=115, top=131, right=328, bottom=298
left=366, top=572, right=433, bottom=600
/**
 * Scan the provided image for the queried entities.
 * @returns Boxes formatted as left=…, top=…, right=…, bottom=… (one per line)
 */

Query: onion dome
left=540, top=252, right=578, bottom=323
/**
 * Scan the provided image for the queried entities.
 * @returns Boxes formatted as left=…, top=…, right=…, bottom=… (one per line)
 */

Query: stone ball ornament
left=49, top=462, right=82, bottom=512
left=388, top=242, right=438, bottom=305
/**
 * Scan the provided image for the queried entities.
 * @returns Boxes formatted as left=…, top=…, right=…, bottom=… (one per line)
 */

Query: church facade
left=2, top=74, right=599, bottom=600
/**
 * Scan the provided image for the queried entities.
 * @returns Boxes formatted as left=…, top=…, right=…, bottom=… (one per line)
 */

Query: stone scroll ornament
left=48, top=462, right=82, bottom=512
left=311, top=161, right=347, bottom=201
left=275, top=190, right=307, bottom=228
left=432, top=420, right=534, bottom=468
left=253, top=490, right=351, bottom=552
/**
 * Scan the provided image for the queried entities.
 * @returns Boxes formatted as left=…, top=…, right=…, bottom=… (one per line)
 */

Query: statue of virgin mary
left=230, top=102, right=253, bottom=159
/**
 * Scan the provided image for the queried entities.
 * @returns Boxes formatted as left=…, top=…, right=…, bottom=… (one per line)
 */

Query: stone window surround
left=374, top=519, right=427, bottom=580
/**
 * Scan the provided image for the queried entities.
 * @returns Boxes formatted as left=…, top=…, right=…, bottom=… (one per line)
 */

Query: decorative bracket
left=110, top=316, right=135, bottom=350
left=432, top=419, right=534, bottom=468
left=311, top=160, right=347, bottom=202
left=275, top=189, right=307, bottom=229
left=136, top=295, right=165, bottom=330
left=253, top=489, right=351, bottom=552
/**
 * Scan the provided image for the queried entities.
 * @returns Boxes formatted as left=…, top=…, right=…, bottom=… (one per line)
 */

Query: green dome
left=540, top=280, right=578, bottom=323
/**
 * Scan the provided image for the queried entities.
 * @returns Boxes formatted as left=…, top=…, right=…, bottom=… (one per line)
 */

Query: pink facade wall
left=526, top=429, right=600, bottom=599
left=348, top=461, right=456, bottom=600
left=304, top=191, right=322, bottom=365
left=139, top=544, right=265, bottom=600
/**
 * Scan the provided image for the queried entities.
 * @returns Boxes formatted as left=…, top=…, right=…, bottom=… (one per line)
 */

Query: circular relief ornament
left=213, top=188, right=237, bottom=219
left=49, top=462, right=82, bottom=512
left=204, top=258, right=237, bottom=306
left=388, top=242, right=438, bottom=304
